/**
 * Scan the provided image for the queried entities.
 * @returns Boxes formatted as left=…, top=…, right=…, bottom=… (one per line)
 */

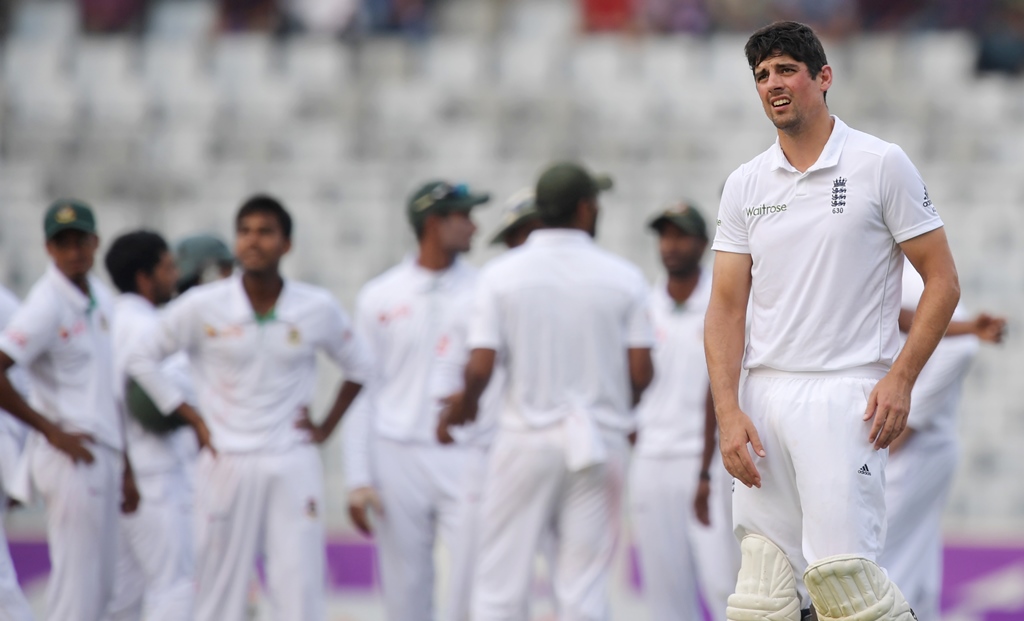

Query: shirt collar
left=46, top=263, right=94, bottom=314
left=116, top=292, right=156, bottom=313
left=226, top=273, right=295, bottom=324
left=525, top=229, right=594, bottom=247
left=404, top=255, right=472, bottom=293
left=769, top=115, right=849, bottom=174
left=653, top=269, right=707, bottom=313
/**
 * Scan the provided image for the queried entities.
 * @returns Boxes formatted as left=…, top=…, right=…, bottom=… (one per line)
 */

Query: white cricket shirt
left=113, top=294, right=196, bottom=475
left=0, top=264, right=122, bottom=450
left=127, top=275, right=373, bottom=453
left=467, top=229, right=653, bottom=434
left=341, top=257, right=478, bottom=488
left=0, top=285, right=30, bottom=494
left=635, top=273, right=711, bottom=458
left=713, top=116, right=944, bottom=372
left=900, top=259, right=977, bottom=439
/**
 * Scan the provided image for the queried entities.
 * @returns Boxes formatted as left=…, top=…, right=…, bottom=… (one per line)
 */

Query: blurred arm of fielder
left=440, top=348, right=495, bottom=433
left=125, top=294, right=215, bottom=455
left=705, top=250, right=764, bottom=489
left=693, top=385, right=716, bottom=526
left=865, top=228, right=959, bottom=450
left=899, top=308, right=1006, bottom=342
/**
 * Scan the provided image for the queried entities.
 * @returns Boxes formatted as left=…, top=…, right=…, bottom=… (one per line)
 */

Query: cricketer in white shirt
left=450, top=162, right=654, bottom=621
left=0, top=285, right=34, bottom=621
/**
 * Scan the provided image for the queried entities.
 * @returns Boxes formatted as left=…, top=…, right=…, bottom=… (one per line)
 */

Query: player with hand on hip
left=630, top=203, right=739, bottom=621
left=342, top=181, right=489, bottom=621
left=437, top=187, right=552, bottom=621
left=0, top=284, right=35, bottom=621
left=102, top=231, right=214, bottom=621
left=0, top=200, right=140, bottom=621
left=706, top=22, right=960, bottom=621
left=442, top=162, right=654, bottom=621
left=879, top=258, right=1006, bottom=621
left=126, top=195, right=373, bottom=621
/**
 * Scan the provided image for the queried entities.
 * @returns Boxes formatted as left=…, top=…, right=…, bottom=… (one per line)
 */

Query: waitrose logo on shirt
left=745, top=203, right=788, bottom=217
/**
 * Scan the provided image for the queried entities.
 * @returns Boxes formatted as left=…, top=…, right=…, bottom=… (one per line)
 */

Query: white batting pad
left=804, top=555, right=917, bottom=621
left=726, top=534, right=802, bottom=621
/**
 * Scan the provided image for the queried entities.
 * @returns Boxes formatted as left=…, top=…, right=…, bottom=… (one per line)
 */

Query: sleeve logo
left=922, top=185, right=937, bottom=215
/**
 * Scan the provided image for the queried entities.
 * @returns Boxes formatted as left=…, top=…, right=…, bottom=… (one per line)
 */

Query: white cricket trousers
left=445, top=447, right=558, bottom=621
left=471, top=427, right=627, bottom=621
left=0, top=493, right=34, bottom=621
left=630, top=453, right=739, bottom=621
left=30, top=440, right=121, bottom=621
left=193, top=445, right=326, bottom=621
left=734, top=370, right=889, bottom=607
left=371, top=438, right=468, bottom=621
left=104, top=468, right=193, bottom=621
left=879, top=436, right=957, bottom=621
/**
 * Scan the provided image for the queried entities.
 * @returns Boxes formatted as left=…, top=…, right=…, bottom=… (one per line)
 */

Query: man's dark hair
left=104, top=230, right=170, bottom=294
left=236, top=194, right=292, bottom=239
left=745, top=21, right=828, bottom=79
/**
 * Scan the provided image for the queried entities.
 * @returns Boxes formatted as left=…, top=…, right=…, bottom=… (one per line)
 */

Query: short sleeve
left=0, top=291, right=59, bottom=367
left=466, top=270, right=502, bottom=351
left=711, top=171, right=750, bottom=254
left=320, top=298, right=374, bottom=386
left=125, top=293, right=200, bottom=414
left=626, top=274, right=654, bottom=348
left=880, top=144, right=943, bottom=244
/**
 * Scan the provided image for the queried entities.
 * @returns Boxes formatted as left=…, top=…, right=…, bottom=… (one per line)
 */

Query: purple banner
left=9, top=540, right=1024, bottom=619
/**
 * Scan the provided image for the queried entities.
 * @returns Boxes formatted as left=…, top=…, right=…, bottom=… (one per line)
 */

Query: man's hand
left=436, top=392, right=477, bottom=445
left=693, top=478, right=711, bottom=526
left=121, top=465, right=140, bottom=514
left=347, top=486, right=383, bottom=536
left=864, top=373, right=912, bottom=450
left=45, top=427, right=95, bottom=465
left=295, top=407, right=330, bottom=445
left=718, top=409, right=764, bottom=488
left=178, top=403, right=216, bottom=457
left=971, top=313, right=1007, bottom=343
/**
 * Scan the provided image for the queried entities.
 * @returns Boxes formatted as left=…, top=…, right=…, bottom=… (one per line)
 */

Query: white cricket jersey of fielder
left=343, top=257, right=477, bottom=487
left=468, top=229, right=653, bottom=435
left=634, top=273, right=712, bottom=458
left=113, top=293, right=195, bottom=474
left=713, top=116, right=944, bottom=372
left=0, top=285, right=30, bottom=496
left=127, top=274, right=373, bottom=453
left=0, top=263, right=122, bottom=450
left=0, top=285, right=34, bottom=621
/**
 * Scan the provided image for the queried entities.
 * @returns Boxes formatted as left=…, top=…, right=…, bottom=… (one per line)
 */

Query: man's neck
left=242, top=270, right=283, bottom=315
left=778, top=113, right=835, bottom=173
left=417, top=241, right=457, bottom=272
left=60, top=270, right=90, bottom=296
left=666, top=269, right=700, bottom=305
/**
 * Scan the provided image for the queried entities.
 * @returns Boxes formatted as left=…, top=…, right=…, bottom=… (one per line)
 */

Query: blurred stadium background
left=1, top=0, right=1024, bottom=618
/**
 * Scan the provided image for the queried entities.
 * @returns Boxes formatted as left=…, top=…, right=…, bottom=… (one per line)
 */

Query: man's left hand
left=864, top=373, right=912, bottom=450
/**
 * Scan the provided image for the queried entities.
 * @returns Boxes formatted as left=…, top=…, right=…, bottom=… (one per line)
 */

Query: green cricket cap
left=407, top=181, right=490, bottom=230
left=43, top=199, right=97, bottom=240
left=175, top=234, right=234, bottom=285
left=489, top=188, right=541, bottom=245
left=534, top=162, right=612, bottom=219
left=648, top=202, right=708, bottom=240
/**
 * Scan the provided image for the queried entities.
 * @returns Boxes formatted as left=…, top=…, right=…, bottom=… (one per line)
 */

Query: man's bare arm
left=704, top=251, right=763, bottom=488
left=865, top=227, right=960, bottom=449
left=628, top=348, right=654, bottom=407
left=0, top=352, right=94, bottom=463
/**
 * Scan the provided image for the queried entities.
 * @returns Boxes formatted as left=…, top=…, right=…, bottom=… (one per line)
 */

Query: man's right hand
left=717, top=409, right=765, bottom=488
left=972, top=313, right=1007, bottom=343
left=45, top=427, right=95, bottom=464
left=348, top=486, right=383, bottom=536
left=178, top=403, right=216, bottom=457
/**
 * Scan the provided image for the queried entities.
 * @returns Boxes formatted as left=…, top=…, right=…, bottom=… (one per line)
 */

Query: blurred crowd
left=1, top=0, right=1022, bottom=73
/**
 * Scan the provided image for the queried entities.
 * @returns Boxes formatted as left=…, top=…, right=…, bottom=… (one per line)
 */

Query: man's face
left=235, top=212, right=291, bottom=274
left=658, top=224, right=706, bottom=277
left=753, top=53, right=831, bottom=133
left=434, top=211, right=477, bottom=254
left=149, top=251, right=179, bottom=305
left=46, top=230, right=98, bottom=281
